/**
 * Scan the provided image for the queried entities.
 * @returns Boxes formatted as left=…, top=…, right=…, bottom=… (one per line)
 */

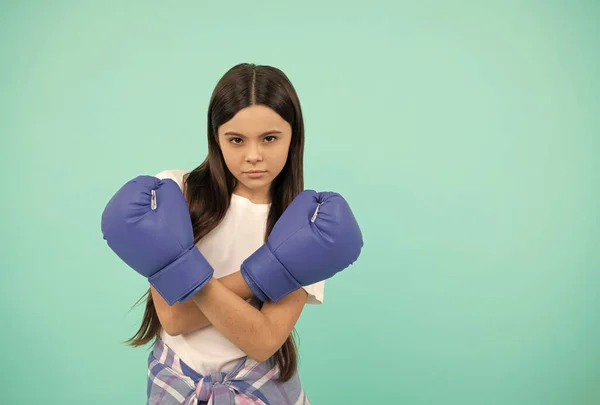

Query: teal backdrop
left=1, top=1, right=598, bottom=404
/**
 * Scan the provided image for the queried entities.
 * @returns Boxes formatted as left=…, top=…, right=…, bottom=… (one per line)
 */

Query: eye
left=229, top=137, right=243, bottom=145
left=264, top=135, right=277, bottom=143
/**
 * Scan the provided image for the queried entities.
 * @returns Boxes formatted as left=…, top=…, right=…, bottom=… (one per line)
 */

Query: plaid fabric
left=147, top=337, right=311, bottom=405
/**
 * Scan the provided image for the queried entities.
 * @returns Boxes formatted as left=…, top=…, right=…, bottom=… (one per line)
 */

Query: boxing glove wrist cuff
left=149, top=246, right=214, bottom=305
left=241, top=244, right=302, bottom=302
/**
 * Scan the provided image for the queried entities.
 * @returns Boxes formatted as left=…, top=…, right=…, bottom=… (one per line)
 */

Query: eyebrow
left=223, top=130, right=282, bottom=137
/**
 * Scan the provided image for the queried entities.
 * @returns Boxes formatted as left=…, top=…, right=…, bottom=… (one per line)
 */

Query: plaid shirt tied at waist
left=146, top=337, right=310, bottom=405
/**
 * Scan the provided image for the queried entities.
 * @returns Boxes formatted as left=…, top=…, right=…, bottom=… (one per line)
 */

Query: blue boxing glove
left=241, top=190, right=363, bottom=302
left=101, top=175, right=213, bottom=305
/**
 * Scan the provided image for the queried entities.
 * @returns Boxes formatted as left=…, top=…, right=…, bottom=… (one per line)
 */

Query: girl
left=127, top=63, right=325, bottom=404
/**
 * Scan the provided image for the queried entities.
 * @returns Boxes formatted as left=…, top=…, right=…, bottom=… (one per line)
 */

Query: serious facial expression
left=218, top=104, right=292, bottom=203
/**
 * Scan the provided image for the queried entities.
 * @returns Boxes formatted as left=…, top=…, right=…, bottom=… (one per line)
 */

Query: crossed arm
left=150, top=271, right=307, bottom=363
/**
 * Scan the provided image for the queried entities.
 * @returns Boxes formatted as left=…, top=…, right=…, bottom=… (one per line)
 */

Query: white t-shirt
left=154, top=169, right=325, bottom=376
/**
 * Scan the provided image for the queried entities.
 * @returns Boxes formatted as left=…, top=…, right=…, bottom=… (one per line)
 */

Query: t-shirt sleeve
left=302, top=280, right=325, bottom=305
left=154, top=169, right=188, bottom=192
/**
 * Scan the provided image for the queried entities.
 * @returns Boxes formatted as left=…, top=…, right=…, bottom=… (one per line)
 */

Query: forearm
left=168, top=271, right=254, bottom=335
left=191, top=278, right=273, bottom=362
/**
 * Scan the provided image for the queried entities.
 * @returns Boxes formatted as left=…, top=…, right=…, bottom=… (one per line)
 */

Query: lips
left=243, top=170, right=267, bottom=179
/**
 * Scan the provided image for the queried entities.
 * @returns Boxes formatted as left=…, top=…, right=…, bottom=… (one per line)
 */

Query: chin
left=238, top=177, right=270, bottom=189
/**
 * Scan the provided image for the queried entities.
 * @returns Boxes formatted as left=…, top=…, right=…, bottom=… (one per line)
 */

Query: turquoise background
left=1, top=1, right=598, bottom=404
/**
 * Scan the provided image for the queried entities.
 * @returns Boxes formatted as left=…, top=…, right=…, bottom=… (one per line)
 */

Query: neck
left=233, top=184, right=271, bottom=205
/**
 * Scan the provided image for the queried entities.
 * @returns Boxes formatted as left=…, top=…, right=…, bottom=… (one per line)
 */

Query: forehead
left=219, top=105, right=291, bottom=135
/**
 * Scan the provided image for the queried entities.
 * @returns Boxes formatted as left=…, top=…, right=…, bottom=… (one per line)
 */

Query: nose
left=245, top=142, right=263, bottom=163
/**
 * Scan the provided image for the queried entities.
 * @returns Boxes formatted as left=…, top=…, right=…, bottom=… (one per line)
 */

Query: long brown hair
left=125, top=63, right=305, bottom=382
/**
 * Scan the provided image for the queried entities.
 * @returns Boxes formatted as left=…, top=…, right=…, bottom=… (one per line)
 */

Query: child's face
left=218, top=104, right=292, bottom=203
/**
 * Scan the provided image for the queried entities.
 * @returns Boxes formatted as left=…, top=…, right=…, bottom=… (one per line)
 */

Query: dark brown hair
left=125, top=63, right=305, bottom=382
